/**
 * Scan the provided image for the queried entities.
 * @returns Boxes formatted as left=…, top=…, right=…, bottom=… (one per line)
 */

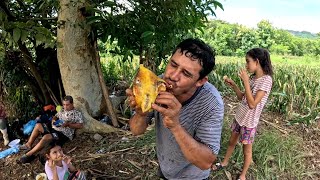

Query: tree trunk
left=57, top=0, right=117, bottom=133
left=94, top=42, right=119, bottom=127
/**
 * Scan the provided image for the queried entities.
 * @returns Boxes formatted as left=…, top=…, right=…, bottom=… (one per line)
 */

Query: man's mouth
left=164, top=81, right=174, bottom=90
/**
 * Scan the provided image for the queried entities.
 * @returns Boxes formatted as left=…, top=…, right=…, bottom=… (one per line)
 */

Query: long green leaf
left=13, top=28, right=21, bottom=42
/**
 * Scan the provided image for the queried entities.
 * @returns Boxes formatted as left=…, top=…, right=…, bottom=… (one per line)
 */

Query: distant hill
left=287, top=30, right=318, bottom=39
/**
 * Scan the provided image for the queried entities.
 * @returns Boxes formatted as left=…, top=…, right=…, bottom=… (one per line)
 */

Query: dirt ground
left=0, top=97, right=319, bottom=180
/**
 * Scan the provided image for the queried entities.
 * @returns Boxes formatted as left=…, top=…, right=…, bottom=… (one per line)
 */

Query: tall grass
left=211, top=117, right=306, bottom=179
left=101, top=54, right=319, bottom=124
left=100, top=54, right=139, bottom=88
left=100, top=54, right=312, bottom=179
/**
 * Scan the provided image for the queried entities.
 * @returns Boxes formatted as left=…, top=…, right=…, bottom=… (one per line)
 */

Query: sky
left=212, top=0, right=320, bottom=33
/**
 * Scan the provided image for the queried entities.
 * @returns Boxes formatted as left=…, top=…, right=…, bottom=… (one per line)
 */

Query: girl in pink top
left=44, top=142, right=86, bottom=180
left=212, top=48, right=273, bottom=180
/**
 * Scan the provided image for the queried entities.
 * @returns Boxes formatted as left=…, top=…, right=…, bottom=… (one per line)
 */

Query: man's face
left=63, top=100, right=74, bottom=111
left=163, top=50, right=206, bottom=101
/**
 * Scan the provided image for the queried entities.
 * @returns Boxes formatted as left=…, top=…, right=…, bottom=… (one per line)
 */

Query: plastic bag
left=23, top=120, right=37, bottom=135
left=0, top=146, right=19, bottom=159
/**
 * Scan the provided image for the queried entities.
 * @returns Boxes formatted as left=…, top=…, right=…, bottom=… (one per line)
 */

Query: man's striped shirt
left=148, top=82, right=224, bottom=179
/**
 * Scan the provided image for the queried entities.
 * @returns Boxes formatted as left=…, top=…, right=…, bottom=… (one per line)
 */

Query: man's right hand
left=125, top=88, right=148, bottom=117
left=125, top=88, right=149, bottom=135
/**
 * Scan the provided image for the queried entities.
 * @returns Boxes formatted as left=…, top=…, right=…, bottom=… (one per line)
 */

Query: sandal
left=20, top=144, right=31, bottom=151
left=211, top=162, right=224, bottom=171
left=17, top=154, right=36, bottom=164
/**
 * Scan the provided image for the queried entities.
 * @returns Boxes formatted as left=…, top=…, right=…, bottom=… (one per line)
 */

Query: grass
left=216, top=55, right=320, bottom=66
left=118, top=117, right=306, bottom=179
left=211, top=116, right=306, bottom=179
left=271, top=55, right=320, bottom=66
left=101, top=54, right=311, bottom=179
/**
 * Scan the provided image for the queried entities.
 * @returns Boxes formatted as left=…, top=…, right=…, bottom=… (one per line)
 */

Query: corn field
left=210, top=56, right=320, bottom=125
left=101, top=54, right=320, bottom=125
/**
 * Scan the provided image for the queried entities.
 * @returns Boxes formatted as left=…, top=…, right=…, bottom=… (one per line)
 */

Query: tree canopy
left=0, top=0, right=223, bottom=122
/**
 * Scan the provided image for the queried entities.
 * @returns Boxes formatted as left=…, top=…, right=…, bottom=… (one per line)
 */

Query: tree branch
left=18, top=17, right=58, bottom=21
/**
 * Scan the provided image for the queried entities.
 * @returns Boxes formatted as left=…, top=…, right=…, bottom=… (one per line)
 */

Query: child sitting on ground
left=44, top=141, right=85, bottom=180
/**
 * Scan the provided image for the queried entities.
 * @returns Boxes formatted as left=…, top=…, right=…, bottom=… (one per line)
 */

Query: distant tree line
left=199, top=20, right=320, bottom=56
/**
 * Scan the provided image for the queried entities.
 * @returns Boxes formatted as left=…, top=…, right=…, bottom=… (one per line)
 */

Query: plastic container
left=8, top=139, right=20, bottom=147
left=0, top=146, right=19, bottom=159
left=53, top=119, right=64, bottom=127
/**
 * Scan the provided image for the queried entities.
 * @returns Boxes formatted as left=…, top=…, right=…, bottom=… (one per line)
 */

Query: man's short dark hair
left=172, top=38, right=215, bottom=80
left=63, top=95, right=73, bottom=104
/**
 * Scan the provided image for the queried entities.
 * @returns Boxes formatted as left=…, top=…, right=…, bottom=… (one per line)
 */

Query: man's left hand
left=61, top=122, right=69, bottom=127
left=152, top=91, right=181, bottom=130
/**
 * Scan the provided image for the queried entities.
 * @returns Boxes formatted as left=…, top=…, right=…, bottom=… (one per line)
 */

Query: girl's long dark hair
left=247, top=48, right=273, bottom=76
left=42, top=141, right=62, bottom=159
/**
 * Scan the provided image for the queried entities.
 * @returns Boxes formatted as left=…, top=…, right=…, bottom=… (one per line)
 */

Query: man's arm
left=152, top=91, right=221, bottom=169
left=63, top=122, right=83, bottom=129
left=129, top=113, right=148, bottom=135
left=60, top=110, right=84, bottom=129
left=171, top=125, right=217, bottom=169
left=126, top=88, right=150, bottom=135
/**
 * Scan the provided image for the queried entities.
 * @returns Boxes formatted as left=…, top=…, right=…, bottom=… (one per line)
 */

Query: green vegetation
left=211, top=118, right=305, bottom=179
left=0, top=1, right=317, bottom=178
left=271, top=55, right=320, bottom=66
left=288, top=30, right=318, bottom=39
left=199, top=20, right=320, bottom=57
left=211, top=55, right=320, bottom=125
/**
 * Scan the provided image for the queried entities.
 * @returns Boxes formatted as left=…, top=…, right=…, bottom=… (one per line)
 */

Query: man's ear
left=196, top=76, right=208, bottom=87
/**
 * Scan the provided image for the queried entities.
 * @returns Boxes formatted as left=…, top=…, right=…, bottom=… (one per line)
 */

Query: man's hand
left=126, top=88, right=150, bottom=135
left=152, top=91, right=181, bottom=131
left=126, top=88, right=149, bottom=117
left=61, top=122, right=69, bottom=127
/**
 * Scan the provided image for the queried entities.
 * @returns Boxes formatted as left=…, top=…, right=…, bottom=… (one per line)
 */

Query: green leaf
left=141, top=31, right=154, bottom=39
left=101, top=1, right=116, bottom=7
left=87, top=16, right=104, bottom=25
left=35, top=33, right=45, bottom=46
left=20, top=30, right=28, bottom=43
left=213, top=1, right=224, bottom=10
left=13, top=28, right=21, bottom=42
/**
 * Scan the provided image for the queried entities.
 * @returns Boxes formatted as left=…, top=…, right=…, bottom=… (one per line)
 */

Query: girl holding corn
left=212, top=48, right=273, bottom=180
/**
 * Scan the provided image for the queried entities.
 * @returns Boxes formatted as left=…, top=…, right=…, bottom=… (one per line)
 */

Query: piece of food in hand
left=56, top=156, right=63, bottom=161
left=223, top=75, right=228, bottom=80
left=53, top=119, right=64, bottom=127
left=133, top=64, right=166, bottom=113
